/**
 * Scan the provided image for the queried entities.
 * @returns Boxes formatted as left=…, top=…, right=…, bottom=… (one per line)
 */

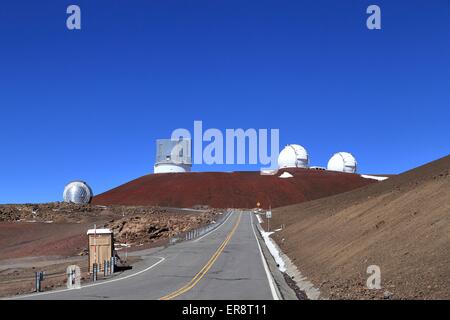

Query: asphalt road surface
left=14, top=211, right=279, bottom=300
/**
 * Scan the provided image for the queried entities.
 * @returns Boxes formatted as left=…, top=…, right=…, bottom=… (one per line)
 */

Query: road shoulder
left=251, top=215, right=299, bottom=300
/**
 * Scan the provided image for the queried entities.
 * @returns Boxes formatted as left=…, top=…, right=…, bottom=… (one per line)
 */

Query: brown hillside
left=92, top=168, right=376, bottom=208
left=270, top=155, right=450, bottom=299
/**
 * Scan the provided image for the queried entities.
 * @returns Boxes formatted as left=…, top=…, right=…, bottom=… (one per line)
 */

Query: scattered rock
left=383, top=290, right=393, bottom=299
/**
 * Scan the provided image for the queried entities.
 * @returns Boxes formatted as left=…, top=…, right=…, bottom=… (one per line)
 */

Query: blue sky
left=0, top=1, right=449, bottom=203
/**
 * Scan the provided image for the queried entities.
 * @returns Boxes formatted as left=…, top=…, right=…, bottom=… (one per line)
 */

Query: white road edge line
left=193, top=210, right=234, bottom=242
left=250, top=213, right=280, bottom=300
left=5, top=210, right=234, bottom=300
left=4, top=256, right=166, bottom=300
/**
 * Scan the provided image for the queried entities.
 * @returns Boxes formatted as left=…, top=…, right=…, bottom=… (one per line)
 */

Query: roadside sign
left=266, top=206, right=272, bottom=232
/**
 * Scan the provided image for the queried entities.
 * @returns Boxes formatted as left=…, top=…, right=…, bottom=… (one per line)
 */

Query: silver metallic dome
left=63, top=181, right=93, bottom=204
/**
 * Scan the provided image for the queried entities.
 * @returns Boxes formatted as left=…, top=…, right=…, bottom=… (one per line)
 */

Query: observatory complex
left=151, top=138, right=358, bottom=174
left=154, top=138, right=192, bottom=174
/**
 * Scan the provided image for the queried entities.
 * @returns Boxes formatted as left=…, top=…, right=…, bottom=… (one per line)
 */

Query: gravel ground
left=0, top=203, right=219, bottom=297
left=92, top=169, right=375, bottom=208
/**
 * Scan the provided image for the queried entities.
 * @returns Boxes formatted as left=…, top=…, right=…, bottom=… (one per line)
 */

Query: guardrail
left=0, top=264, right=90, bottom=286
left=168, top=209, right=232, bottom=245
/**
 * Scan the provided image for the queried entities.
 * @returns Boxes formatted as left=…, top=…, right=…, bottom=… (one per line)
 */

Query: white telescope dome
left=327, top=152, right=357, bottom=173
left=154, top=163, right=191, bottom=173
left=63, top=181, right=93, bottom=204
left=278, top=144, right=309, bottom=169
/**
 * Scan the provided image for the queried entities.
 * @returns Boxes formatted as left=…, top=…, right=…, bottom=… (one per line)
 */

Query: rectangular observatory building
left=154, top=138, right=192, bottom=173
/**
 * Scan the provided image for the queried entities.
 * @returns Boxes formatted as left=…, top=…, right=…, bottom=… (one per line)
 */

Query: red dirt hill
left=92, top=169, right=377, bottom=208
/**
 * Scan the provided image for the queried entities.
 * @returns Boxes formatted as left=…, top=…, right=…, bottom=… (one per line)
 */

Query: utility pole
left=125, top=232, right=128, bottom=263
left=93, top=224, right=97, bottom=272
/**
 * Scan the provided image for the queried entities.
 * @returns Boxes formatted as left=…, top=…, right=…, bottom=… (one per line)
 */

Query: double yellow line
left=159, top=212, right=242, bottom=300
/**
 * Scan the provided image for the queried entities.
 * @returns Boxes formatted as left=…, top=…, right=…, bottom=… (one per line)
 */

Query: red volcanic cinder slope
left=92, top=169, right=377, bottom=208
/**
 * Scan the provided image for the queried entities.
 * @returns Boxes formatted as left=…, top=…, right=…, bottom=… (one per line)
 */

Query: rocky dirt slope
left=0, top=203, right=218, bottom=259
left=268, top=155, right=450, bottom=299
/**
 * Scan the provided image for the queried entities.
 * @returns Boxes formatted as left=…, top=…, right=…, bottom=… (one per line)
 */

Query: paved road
left=16, top=211, right=279, bottom=300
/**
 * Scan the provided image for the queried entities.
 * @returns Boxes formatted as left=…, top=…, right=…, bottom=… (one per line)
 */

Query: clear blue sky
left=0, top=1, right=449, bottom=203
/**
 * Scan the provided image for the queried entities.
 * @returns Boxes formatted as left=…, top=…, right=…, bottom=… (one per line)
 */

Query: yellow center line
left=159, top=212, right=242, bottom=300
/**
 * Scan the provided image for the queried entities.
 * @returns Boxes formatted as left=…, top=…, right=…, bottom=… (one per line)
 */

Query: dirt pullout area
left=92, top=169, right=376, bottom=208
left=268, top=155, right=450, bottom=300
left=0, top=203, right=218, bottom=297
